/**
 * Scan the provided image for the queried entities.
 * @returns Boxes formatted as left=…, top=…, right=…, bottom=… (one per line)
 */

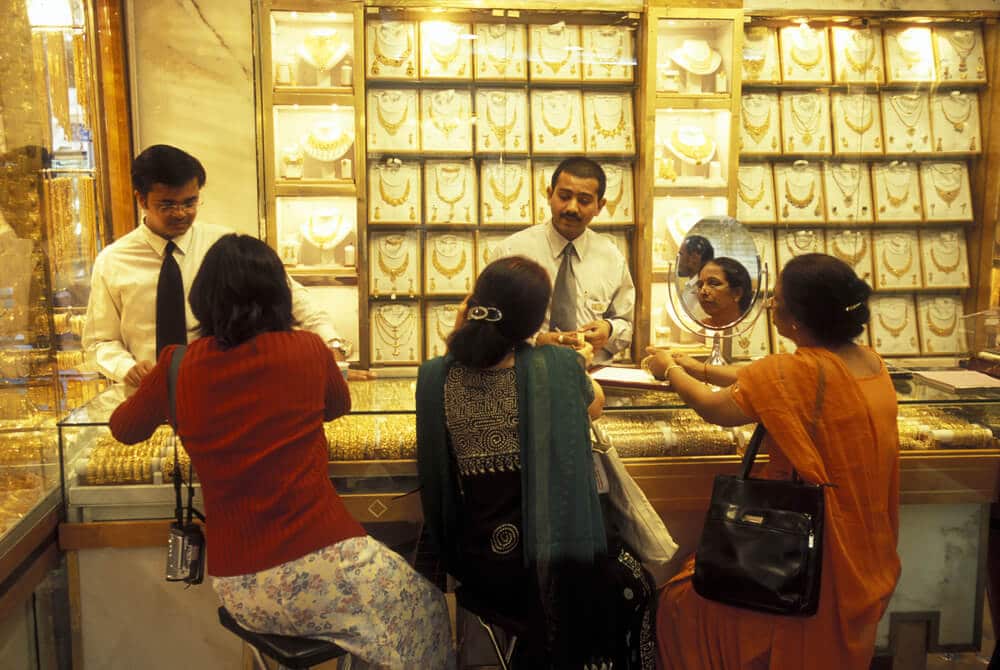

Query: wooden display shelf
left=286, top=266, right=359, bottom=285
left=655, top=93, right=733, bottom=110
left=741, top=81, right=989, bottom=93
left=274, top=181, right=357, bottom=197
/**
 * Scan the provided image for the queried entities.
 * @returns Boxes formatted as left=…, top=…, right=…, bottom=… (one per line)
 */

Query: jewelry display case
left=738, top=14, right=989, bottom=362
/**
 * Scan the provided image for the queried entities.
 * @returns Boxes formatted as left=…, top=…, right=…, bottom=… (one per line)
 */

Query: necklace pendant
left=844, top=196, right=853, bottom=206
left=406, top=64, right=414, bottom=77
left=907, top=127, right=916, bottom=136
left=803, top=133, right=813, bottom=145
left=954, top=122, right=965, bottom=132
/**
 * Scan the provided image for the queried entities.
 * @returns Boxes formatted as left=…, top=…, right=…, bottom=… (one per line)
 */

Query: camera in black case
left=166, top=522, right=205, bottom=585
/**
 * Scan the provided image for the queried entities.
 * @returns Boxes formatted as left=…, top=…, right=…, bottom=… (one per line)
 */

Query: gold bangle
left=665, top=363, right=683, bottom=379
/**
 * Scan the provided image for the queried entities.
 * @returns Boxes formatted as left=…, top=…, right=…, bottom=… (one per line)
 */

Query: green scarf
left=415, top=344, right=607, bottom=575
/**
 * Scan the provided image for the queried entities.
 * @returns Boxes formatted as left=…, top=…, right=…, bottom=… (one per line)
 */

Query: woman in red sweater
left=110, top=234, right=454, bottom=669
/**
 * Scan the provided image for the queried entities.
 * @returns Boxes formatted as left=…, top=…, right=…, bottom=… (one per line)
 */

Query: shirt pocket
left=583, top=283, right=615, bottom=316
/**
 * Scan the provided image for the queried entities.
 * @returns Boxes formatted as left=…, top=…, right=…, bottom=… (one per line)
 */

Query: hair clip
left=844, top=302, right=863, bottom=312
left=468, top=305, right=503, bottom=322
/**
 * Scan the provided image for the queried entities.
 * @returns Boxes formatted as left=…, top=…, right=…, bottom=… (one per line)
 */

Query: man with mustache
left=83, top=144, right=360, bottom=386
left=492, top=158, right=635, bottom=362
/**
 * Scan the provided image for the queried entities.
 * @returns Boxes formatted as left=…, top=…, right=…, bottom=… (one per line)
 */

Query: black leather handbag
left=692, top=363, right=828, bottom=616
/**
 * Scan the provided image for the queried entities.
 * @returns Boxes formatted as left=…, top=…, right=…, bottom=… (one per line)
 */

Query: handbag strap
left=166, top=346, right=204, bottom=525
left=740, top=358, right=827, bottom=480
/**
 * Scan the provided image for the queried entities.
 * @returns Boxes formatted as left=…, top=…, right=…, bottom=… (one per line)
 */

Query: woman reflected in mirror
left=695, top=256, right=752, bottom=328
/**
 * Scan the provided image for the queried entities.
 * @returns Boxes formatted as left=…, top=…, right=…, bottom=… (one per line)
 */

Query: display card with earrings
left=776, top=227, right=825, bottom=271
left=742, top=25, right=781, bottom=83
left=780, top=90, right=832, bottom=155
left=872, top=161, right=923, bottom=222
left=931, top=91, right=982, bottom=154
left=475, top=88, right=529, bottom=153
left=474, top=23, right=527, bottom=81
left=592, top=163, right=635, bottom=225
left=779, top=23, right=832, bottom=83
left=365, top=20, right=418, bottom=80
left=869, top=294, right=920, bottom=355
left=583, top=92, right=635, bottom=154
left=530, top=89, right=584, bottom=153
left=480, top=159, right=533, bottom=225
left=831, top=26, right=885, bottom=84
left=424, top=160, right=477, bottom=225
left=774, top=162, right=825, bottom=223
left=825, top=228, right=874, bottom=284
left=368, top=160, right=422, bottom=224
left=476, top=231, right=509, bottom=273
left=884, top=26, right=936, bottom=83
left=366, top=88, right=420, bottom=153
left=831, top=92, right=884, bottom=156
left=532, top=160, right=558, bottom=225
left=425, top=302, right=462, bottom=358
left=736, top=163, right=777, bottom=223
left=419, top=20, right=473, bottom=79
left=919, top=227, right=969, bottom=288
left=934, top=25, right=987, bottom=84
left=916, top=294, right=966, bottom=354
left=419, top=89, right=473, bottom=153
left=920, top=161, right=973, bottom=222
left=739, top=92, right=782, bottom=155
left=873, top=228, right=922, bottom=290
left=749, top=228, right=777, bottom=290
left=731, top=310, right=772, bottom=360
left=424, top=231, right=475, bottom=295
left=369, top=230, right=420, bottom=297
left=581, top=25, right=636, bottom=82
left=823, top=162, right=875, bottom=223
left=370, top=301, right=421, bottom=364
left=529, top=22, right=582, bottom=81
left=880, top=91, right=932, bottom=154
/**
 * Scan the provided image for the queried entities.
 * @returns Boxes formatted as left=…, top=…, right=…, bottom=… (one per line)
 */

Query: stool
left=218, top=607, right=349, bottom=669
left=455, top=588, right=530, bottom=670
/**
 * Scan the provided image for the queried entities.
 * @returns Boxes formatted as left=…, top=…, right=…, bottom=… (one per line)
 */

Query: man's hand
left=580, top=319, right=612, bottom=352
left=123, top=361, right=155, bottom=387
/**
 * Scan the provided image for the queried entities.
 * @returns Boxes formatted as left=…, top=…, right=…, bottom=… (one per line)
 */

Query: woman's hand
left=576, top=341, right=595, bottom=368
left=643, top=347, right=676, bottom=380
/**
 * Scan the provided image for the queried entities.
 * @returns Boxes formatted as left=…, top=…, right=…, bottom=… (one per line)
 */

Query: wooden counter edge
left=59, top=519, right=181, bottom=550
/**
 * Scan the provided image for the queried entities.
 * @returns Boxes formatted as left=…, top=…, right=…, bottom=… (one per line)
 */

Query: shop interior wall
left=126, top=0, right=260, bottom=238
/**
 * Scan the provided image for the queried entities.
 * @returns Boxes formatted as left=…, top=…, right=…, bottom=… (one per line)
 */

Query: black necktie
left=156, top=241, right=186, bottom=357
left=550, top=243, right=577, bottom=332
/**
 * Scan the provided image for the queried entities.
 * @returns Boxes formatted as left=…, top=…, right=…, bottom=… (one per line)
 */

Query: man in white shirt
left=83, top=144, right=353, bottom=386
left=492, top=158, right=635, bottom=362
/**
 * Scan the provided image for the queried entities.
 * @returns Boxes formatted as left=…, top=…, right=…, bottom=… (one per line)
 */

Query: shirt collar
left=544, top=221, right=591, bottom=261
left=140, top=220, right=194, bottom=257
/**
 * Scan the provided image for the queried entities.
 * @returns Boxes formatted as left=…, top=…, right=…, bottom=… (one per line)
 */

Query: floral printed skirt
left=213, top=535, right=455, bottom=669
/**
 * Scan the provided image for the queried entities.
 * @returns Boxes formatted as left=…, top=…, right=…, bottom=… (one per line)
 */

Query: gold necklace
left=943, top=29, right=977, bottom=74
left=929, top=234, right=961, bottom=273
left=785, top=230, right=818, bottom=255
left=589, top=27, right=624, bottom=76
left=299, top=29, right=347, bottom=71
left=489, top=172, right=524, bottom=210
left=789, top=26, right=822, bottom=72
left=881, top=236, right=913, bottom=278
left=433, top=165, right=467, bottom=219
left=372, top=24, right=414, bottom=76
left=741, top=96, right=771, bottom=144
left=485, top=93, right=518, bottom=147
left=784, top=175, right=816, bottom=209
left=434, top=308, right=456, bottom=343
left=742, top=28, right=770, bottom=79
left=377, top=236, right=411, bottom=281
left=537, top=25, right=572, bottom=75
left=737, top=166, right=766, bottom=208
left=591, top=96, right=626, bottom=144
left=374, top=92, right=410, bottom=135
left=831, top=231, right=867, bottom=265
left=540, top=94, right=573, bottom=137
left=602, top=166, right=625, bottom=216
left=843, top=31, right=876, bottom=75
left=882, top=169, right=911, bottom=209
left=789, top=94, right=822, bottom=146
left=426, top=25, right=462, bottom=74
left=929, top=164, right=962, bottom=205
left=481, top=25, right=515, bottom=76
left=301, top=211, right=346, bottom=250
left=431, top=238, right=468, bottom=279
left=828, top=164, right=861, bottom=207
left=840, top=95, right=874, bottom=135
left=877, top=311, right=908, bottom=338
left=926, top=302, right=958, bottom=337
left=303, top=123, right=353, bottom=162
left=940, top=93, right=973, bottom=132
left=377, top=169, right=411, bottom=206
left=887, top=94, right=925, bottom=142
left=427, top=91, right=461, bottom=137
left=373, top=305, right=414, bottom=357
left=668, top=127, right=714, bottom=164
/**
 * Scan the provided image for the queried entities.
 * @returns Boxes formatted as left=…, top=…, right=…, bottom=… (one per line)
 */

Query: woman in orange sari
left=645, top=253, right=900, bottom=670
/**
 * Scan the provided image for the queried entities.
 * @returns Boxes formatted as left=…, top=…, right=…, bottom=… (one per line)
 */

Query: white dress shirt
left=82, top=221, right=340, bottom=382
left=492, top=221, right=635, bottom=359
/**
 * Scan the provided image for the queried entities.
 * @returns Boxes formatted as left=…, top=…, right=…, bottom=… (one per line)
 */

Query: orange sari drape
left=657, top=348, right=901, bottom=670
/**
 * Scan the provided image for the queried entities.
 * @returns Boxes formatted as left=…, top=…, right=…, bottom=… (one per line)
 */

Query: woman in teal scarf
left=416, top=256, right=655, bottom=668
